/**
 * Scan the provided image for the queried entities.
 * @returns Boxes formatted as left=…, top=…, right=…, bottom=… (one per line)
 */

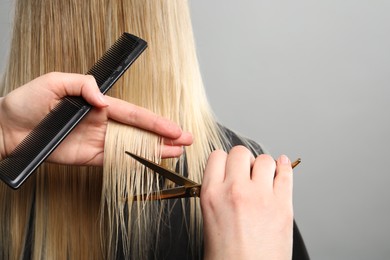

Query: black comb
left=0, top=32, right=147, bottom=189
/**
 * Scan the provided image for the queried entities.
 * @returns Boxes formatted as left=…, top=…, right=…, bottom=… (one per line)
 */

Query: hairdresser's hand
left=201, top=146, right=293, bottom=260
left=0, top=72, right=192, bottom=165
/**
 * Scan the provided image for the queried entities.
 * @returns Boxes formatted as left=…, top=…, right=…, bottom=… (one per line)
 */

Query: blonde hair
left=0, top=0, right=230, bottom=259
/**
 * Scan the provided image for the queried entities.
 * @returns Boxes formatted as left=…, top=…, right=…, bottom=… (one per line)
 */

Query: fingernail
left=279, top=154, right=290, bottom=165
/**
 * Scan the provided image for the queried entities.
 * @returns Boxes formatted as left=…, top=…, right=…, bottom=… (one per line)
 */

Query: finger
left=40, top=72, right=107, bottom=108
left=224, top=145, right=254, bottom=183
left=160, top=145, right=184, bottom=158
left=274, top=155, right=293, bottom=198
left=163, top=132, right=193, bottom=147
left=202, top=150, right=228, bottom=189
left=105, top=96, right=183, bottom=139
left=251, top=154, right=276, bottom=193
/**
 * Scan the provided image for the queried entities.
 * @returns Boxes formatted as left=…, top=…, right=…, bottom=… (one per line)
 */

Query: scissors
left=125, top=151, right=301, bottom=200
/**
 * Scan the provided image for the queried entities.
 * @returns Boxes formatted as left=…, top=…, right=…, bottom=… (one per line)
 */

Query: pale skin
left=201, top=146, right=293, bottom=260
left=0, top=72, right=193, bottom=165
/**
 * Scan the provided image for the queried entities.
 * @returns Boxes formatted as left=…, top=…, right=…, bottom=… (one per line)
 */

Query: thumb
left=44, top=72, right=108, bottom=108
left=73, top=74, right=108, bottom=108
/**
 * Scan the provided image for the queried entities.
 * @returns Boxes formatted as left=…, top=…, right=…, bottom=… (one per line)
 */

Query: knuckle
left=228, top=146, right=254, bottom=164
left=127, top=108, right=139, bottom=125
left=230, top=145, right=250, bottom=155
left=255, top=153, right=276, bottom=166
left=85, top=75, right=97, bottom=86
left=209, top=149, right=227, bottom=159
left=257, top=153, right=274, bottom=162
left=200, top=187, right=219, bottom=209
left=227, top=183, right=250, bottom=206
left=44, top=71, right=60, bottom=82
left=277, top=174, right=292, bottom=187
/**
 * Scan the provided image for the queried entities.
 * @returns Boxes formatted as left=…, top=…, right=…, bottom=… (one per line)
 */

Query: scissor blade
left=132, top=185, right=201, bottom=201
left=131, top=187, right=186, bottom=201
left=125, top=151, right=198, bottom=186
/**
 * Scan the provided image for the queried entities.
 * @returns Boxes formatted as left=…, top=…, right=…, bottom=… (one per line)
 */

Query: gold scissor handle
left=291, top=158, right=301, bottom=169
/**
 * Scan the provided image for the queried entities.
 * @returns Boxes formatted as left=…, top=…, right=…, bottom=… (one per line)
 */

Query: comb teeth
left=0, top=32, right=147, bottom=189
left=88, top=33, right=144, bottom=93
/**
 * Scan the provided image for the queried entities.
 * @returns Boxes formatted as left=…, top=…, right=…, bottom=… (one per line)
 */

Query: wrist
left=203, top=226, right=292, bottom=260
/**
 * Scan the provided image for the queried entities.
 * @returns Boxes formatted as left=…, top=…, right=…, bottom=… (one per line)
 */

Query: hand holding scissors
left=201, top=146, right=295, bottom=259
left=127, top=146, right=299, bottom=259
left=126, top=149, right=300, bottom=200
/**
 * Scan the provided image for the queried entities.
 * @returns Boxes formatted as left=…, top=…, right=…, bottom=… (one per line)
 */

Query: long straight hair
left=0, top=0, right=228, bottom=259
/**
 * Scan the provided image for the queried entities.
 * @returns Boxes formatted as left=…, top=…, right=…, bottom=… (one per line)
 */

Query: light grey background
left=1, top=0, right=389, bottom=259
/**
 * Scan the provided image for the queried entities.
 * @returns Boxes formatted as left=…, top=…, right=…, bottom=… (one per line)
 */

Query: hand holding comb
left=0, top=33, right=147, bottom=189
